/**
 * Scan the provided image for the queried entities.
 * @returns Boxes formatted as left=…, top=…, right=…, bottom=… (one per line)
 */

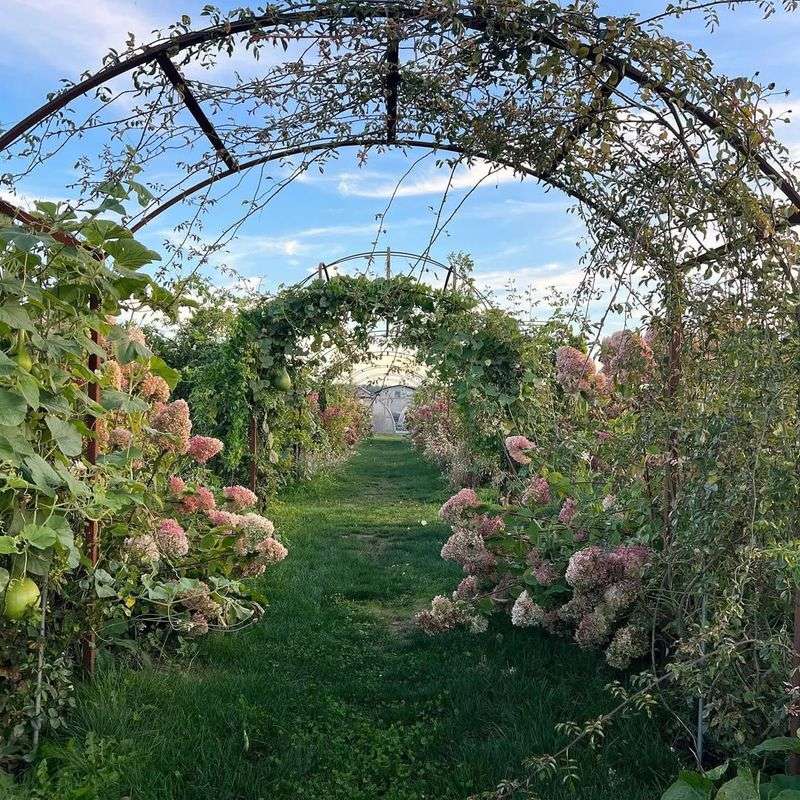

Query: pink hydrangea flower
left=255, top=536, right=288, bottom=565
left=151, top=399, right=192, bottom=454
left=476, top=514, right=505, bottom=539
left=124, top=534, right=159, bottom=563
left=188, top=613, right=209, bottom=636
left=441, top=527, right=496, bottom=574
left=241, top=561, right=267, bottom=578
left=504, top=435, right=535, bottom=465
left=600, top=330, right=654, bottom=385
left=531, top=561, right=558, bottom=586
left=223, top=485, right=258, bottom=509
left=140, top=373, right=171, bottom=403
left=511, top=591, right=544, bottom=627
left=453, top=575, right=479, bottom=600
left=575, top=608, right=610, bottom=648
left=558, top=497, right=578, bottom=525
left=110, top=427, right=133, bottom=450
left=154, top=518, right=189, bottom=558
left=103, top=360, right=125, bottom=391
left=439, top=488, right=480, bottom=523
left=168, top=475, right=186, bottom=495
left=555, top=346, right=596, bottom=393
left=181, top=486, right=216, bottom=513
left=565, top=545, right=608, bottom=590
left=521, top=475, right=550, bottom=505
left=186, top=435, right=224, bottom=465
left=126, top=326, right=147, bottom=347
left=206, top=509, right=242, bottom=530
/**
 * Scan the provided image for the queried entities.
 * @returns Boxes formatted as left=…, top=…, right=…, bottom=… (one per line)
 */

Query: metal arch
left=310, top=248, right=484, bottom=306
left=319, top=249, right=449, bottom=272
left=2, top=1, right=799, bottom=216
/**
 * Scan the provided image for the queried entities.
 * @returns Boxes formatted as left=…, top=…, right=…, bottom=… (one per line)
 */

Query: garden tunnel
left=2, top=0, right=800, bottom=773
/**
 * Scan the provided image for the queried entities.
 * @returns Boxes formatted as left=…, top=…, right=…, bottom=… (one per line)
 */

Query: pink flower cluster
left=476, top=514, right=505, bottom=539
left=140, top=374, right=171, bottom=403
left=186, top=435, right=224, bottom=464
left=206, top=509, right=242, bottom=530
left=168, top=475, right=186, bottom=495
left=181, top=486, right=216, bottom=513
left=556, top=543, right=652, bottom=662
left=558, top=497, right=578, bottom=525
left=511, top=590, right=544, bottom=627
left=555, top=346, right=597, bottom=393
left=521, top=475, right=550, bottom=505
left=416, top=595, right=486, bottom=635
left=439, top=488, right=480, bottom=523
left=124, top=533, right=159, bottom=563
left=505, top=435, right=535, bottom=465
left=154, top=518, right=189, bottom=558
left=223, top=485, right=257, bottom=509
left=600, top=330, right=654, bottom=386
left=110, top=427, right=133, bottom=450
left=453, top=575, right=479, bottom=600
left=441, top=527, right=496, bottom=574
left=151, top=399, right=192, bottom=454
left=103, top=360, right=125, bottom=391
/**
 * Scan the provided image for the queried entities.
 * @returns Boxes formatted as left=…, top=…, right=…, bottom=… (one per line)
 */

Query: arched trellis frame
left=2, top=0, right=800, bottom=768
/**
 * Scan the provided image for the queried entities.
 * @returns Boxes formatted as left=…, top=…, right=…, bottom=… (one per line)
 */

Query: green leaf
left=773, top=791, right=800, bottom=800
left=0, top=388, right=27, bottom=426
left=0, top=227, right=53, bottom=252
left=752, top=738, right=800, bottom=756
left=105, top=237, right=161, bottom=269
left=149, top=356, right=180, bottom=389
left=16, top=373, right=40, bottom=409
left=23, top=454, right=63, bottom=493
left=717, top=775, right=759, bottom=800
left=0, top=349, right=17, bottom=376
left=0, top=536, right=18, bottom=554
left=704, top=762, right=729, bottom=781
left=0, top=566, right=9, bottom=591
left=661, top=774, right=713, bottom=800
left=100, top=390, right=149, bottom=413
left=19, top=523, right=58, bottom=550
left=0, top=303, right=36, bottom=331
left=45, top=416, right=83, bottom=457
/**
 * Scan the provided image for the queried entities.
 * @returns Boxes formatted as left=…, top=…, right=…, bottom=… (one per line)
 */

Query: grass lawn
left=30, top=435, right=676, bottom=799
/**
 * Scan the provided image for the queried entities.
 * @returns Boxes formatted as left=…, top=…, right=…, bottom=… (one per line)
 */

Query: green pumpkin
left=3, top=577, right=40, bottom=620
left=272, top=367, right=292, bottom=392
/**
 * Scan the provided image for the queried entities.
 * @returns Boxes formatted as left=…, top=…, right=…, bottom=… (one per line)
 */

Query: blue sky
left=2, top=0, right=800, bottom=310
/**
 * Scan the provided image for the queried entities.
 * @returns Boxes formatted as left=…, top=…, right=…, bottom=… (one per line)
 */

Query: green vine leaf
left=0, top=388, right=27, bottom=426
left=46, top=415, right=83, bottom=457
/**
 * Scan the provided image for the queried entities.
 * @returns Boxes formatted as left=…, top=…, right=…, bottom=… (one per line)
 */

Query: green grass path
left=56, top=436, right=675, bottom=799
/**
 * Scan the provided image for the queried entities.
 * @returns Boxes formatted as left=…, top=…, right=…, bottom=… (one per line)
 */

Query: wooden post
left=248, top=412, right=258, bottom=494
left=82, top=292, right=101, bottom=675
left=790, top=592, right=800, bottom=773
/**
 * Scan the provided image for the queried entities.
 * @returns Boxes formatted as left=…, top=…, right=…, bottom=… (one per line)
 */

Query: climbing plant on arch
left=192, top=272, right=555, bottom=488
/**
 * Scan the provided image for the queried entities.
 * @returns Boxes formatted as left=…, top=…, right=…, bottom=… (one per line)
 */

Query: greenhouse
left=1, top=1, right=800, bottom=798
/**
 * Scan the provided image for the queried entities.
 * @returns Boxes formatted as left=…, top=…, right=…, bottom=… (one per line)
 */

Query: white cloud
left=474, top=262, right=585, bottom=294
left=0, top=0, right=166, bottom=74
left=336, top=160, right=522, bottom=198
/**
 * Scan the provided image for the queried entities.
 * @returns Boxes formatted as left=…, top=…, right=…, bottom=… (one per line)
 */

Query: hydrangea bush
left=0, top=205, right=287, bottom=764
left=411, top=319, right=800, bottom=765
